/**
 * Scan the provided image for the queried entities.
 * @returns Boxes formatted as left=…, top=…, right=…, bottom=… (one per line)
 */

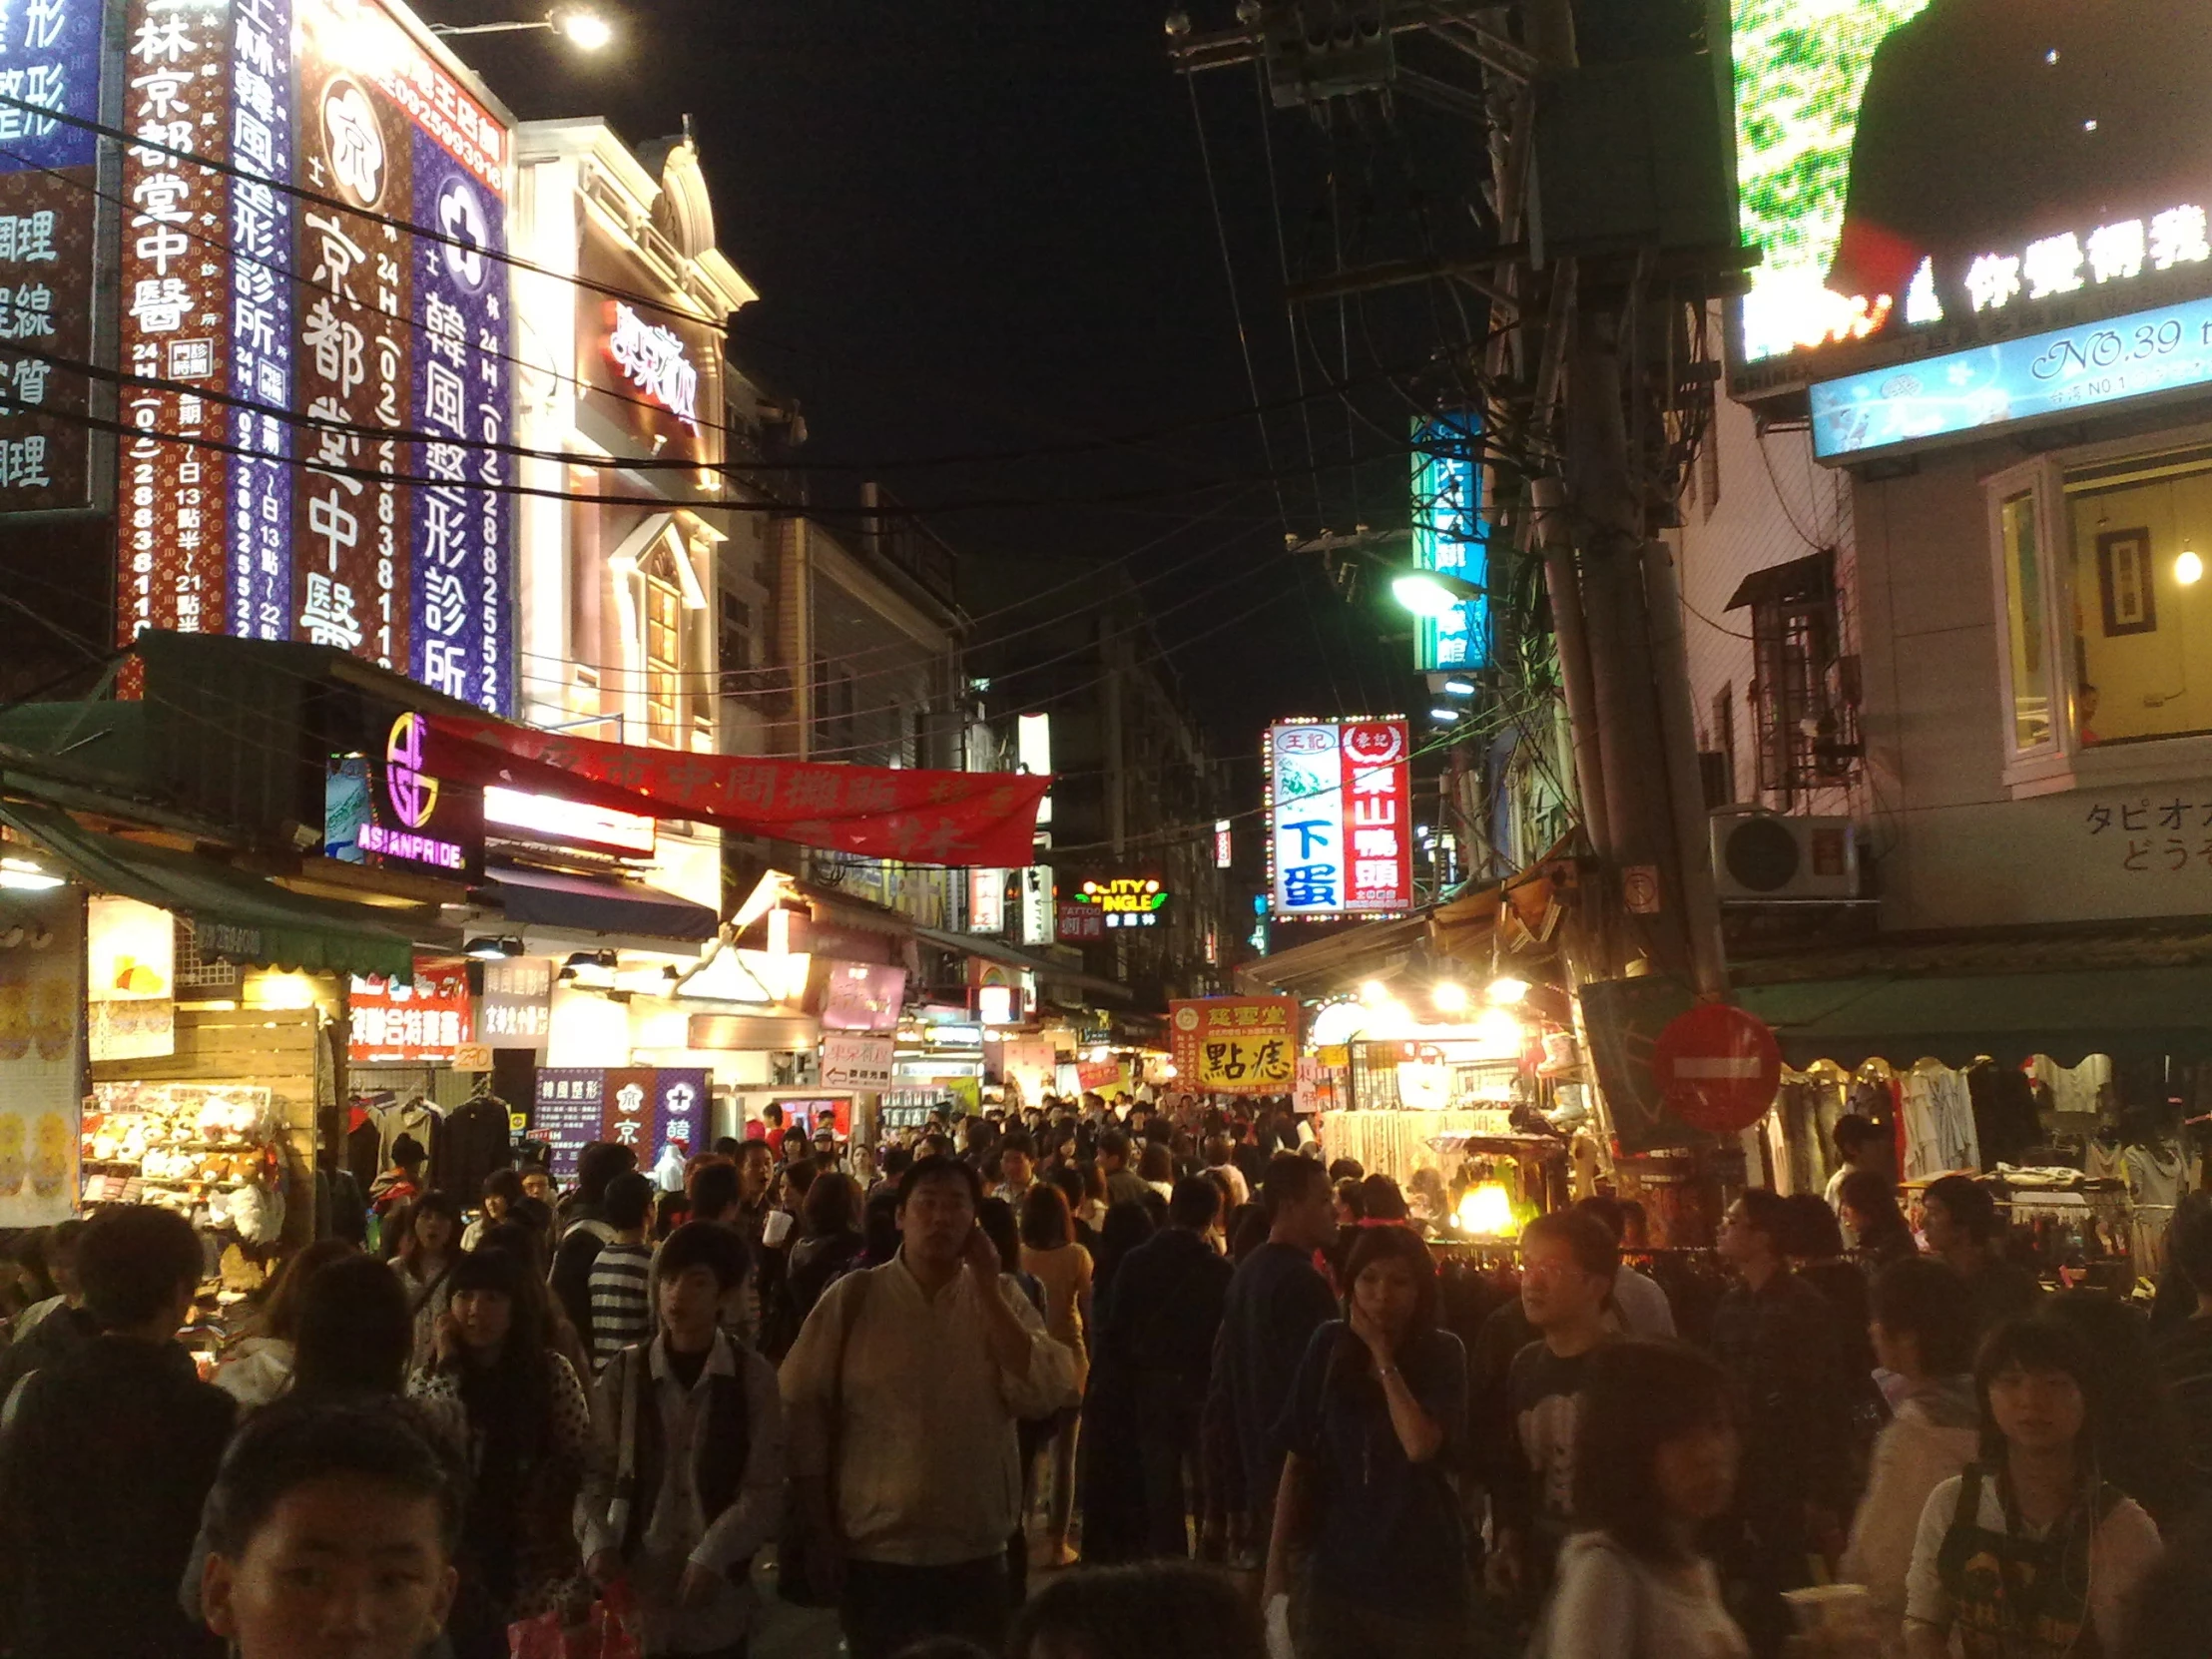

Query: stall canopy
left=480, top=864, right=718, bottom=946
left=1236, top=911, right=1432, bottom=998
left=1736, top=964, right=2212, bottom=1067
left=0, top=800, right=417, bottom=978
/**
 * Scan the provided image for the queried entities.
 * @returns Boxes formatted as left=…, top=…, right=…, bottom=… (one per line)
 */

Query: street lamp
left=1389, top=568, right=1485, bottom=618
left=431, top=5, right=615, bottom=48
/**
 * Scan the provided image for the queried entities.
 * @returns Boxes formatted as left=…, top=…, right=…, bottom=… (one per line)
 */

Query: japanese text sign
left=1267, top=718, right=1413, bottom=918
left=1170, top=996, right=1299, bottom=1096
left=1733, top=3, right=2212, bottom=392
left=2079, top=792, right=2212, bottom=879
left=348, top=954, right=472, bottom=1064
left=528, top=1065, right=707, bottom=1177
left=820, top=1034, right=894, bottom=1091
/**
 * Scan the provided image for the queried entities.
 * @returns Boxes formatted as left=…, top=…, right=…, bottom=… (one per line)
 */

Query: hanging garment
left=2031, top=1054, right=2112, bottom=1119
left=2125, top=1140, right=2187, bottom=1276
left=1966, top=1062, right=2044, bottom=1171
left=2085, top=1133, right=2128, bottom=1186
left=1902, top=1064, right=1981, bottom=1181
left=345, top=1107, right=384, bottom=1196
left=440, top=1095, right=514, bottom=1204
left=374, top=1097, right=444, bottom=1173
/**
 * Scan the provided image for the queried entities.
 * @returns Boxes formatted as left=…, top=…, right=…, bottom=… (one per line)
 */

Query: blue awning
left=481, top=863, right=718, bottom=944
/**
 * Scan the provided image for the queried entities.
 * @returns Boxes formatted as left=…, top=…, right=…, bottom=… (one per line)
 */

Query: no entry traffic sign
left=1649, top=1002, right=1782, bottom=1135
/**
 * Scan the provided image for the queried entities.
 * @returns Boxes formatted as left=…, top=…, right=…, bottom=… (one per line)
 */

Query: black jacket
left=1711, top=1270, right=1854, bottom=1529
left=1097, top=1227, right=1233, bottom=1400
left=0, top=1335, right=236, bottom=1659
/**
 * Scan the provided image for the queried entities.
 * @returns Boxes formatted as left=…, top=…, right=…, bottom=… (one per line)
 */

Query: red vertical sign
left=1341, top=719, right=1413, bottom=912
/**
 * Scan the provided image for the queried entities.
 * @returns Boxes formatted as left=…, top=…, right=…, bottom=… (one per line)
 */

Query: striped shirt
left=588, top=1241, right=656, bottom=1369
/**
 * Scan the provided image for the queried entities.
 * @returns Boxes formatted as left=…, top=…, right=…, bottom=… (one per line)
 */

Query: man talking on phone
left=781, top=1154, right=1076, bottom=1659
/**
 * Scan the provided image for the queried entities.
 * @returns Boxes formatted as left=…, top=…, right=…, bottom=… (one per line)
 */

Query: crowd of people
left=0, top=1094, right=2210, bottom=1659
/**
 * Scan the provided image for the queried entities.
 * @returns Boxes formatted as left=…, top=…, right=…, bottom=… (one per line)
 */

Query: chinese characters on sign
left=0, top=0, right=102, bottom=512
left=347, top=956, right=472, bottom=1064
left=115, top=0, right=514, bottom=715
left=479, top=955, right=551, bottom=1045
left=2081, top=794, right=2212, bottom=876
left=529, top=1066, right=707, bottom=1178
left=1068, top=876, right=1167, bottom=929
left=1054, top=901, right=1104, bottom=943
left=1266, top=718, right=1414, bottom=919
left=1409, top=413, right=1490, bottom=672
left=606, top=301, right=700, bottom=428
left=1170, top=996, right=1299, bottom=1096
left=820, top=1034, right=894, bottom=1091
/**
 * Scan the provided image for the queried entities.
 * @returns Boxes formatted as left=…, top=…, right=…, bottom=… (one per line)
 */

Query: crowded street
left=7, top=0, right=2212, bottom=1656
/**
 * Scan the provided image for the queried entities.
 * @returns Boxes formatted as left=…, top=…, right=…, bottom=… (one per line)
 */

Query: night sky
left=444, top=0, right=1491, bottom=772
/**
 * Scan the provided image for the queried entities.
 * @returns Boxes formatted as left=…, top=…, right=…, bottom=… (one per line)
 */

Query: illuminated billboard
left=1266, top=718, right=1413, bottom=919
left=1732, top=2, right=2212, bottom=393
left=119, top=0, right=514, bottom=714
left=1408, top=413, right=1489, bottom=672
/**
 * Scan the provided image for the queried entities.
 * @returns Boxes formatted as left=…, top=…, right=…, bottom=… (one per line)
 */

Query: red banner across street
left=424, top=716, right=1051, bottom=868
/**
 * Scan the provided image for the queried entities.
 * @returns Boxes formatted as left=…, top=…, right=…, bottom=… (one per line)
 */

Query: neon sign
left=1072, top=877, right=1169, bottom=929
left=348, top=711, right=470, bottom=872
left=608, top=301, right=701, bottom=429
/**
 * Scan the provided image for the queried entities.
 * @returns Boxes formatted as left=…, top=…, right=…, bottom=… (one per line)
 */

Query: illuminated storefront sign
left=1214, top=818, right=1232, bottom=868
left=1731, top=4, right=2212, bottom=389
left=1069, top=876, right=1168, bottom=930
left=348, top=955, right=472, bottom=1064
left=1811, top=293, right=2212, bottom=462
left=967, top=866, right=1004, bottom=932
left=1266, top=718, right=1414, bottom=919
left=0, top=0, right=104, bottom=512
left=607, top=300, right=700, bottom=428
left=483, top=786, right=655, bottom=857
left=327, top=711, right=482, bottom=875
left=118, top=0, right=514, bottom=714
left=1170, top=996, right=1298, bottom=1095
left=1409, top=412, right=1489, bottom=671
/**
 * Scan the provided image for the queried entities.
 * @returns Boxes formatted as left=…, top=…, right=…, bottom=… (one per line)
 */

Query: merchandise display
left=82, top=1082, right=286, bottom=1243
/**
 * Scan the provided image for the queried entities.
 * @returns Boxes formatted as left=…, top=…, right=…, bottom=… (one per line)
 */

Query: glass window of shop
left=1989, top=441, right=2212, bottom=759
left=642, top=543, right=684, bottom=748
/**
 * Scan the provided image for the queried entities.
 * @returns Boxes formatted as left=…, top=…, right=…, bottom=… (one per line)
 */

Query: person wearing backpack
left=552, top=1143, right=637, bottom=1357
left=581, top=1221, right=784, bottom=1659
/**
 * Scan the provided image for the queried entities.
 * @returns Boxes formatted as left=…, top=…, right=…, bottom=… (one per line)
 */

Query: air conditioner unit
left=1709, top=812, right=1861, bottom=901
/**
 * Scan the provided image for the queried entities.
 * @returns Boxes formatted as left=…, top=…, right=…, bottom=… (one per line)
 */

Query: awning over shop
left=0, top=800, right=418, bottom=979
left=1236, top=911, right=1432, bottom=997
left=910, top=924, right=1133, bottom=1002
left=480, top=864, right=719, bottom=946
left=1735, top=964, right=2212, bottom=1067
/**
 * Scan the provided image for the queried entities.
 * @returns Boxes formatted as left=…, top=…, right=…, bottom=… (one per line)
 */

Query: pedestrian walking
left=0, top=1205, right=237, bottom=1659
left=587, top=1170, right=659, bottom=1372
left=211, top=1236, right=357, bottom=1409
left=1019, top=1182, right=1092, bottom=1568
left=780, top=1154, right=1077, bottom=1659
left=1264, top=1225, right=1468, bottom=1659
left=409, top=1246, right=591, bottom=1657
left=1920, top=1175, right=2040, bottom=1337
left=1539, top=1340, right=1750, bottom=1659
left=391, top=1189, right=462, bottom=1370
left=581, top=1222, right=784, bottom=1659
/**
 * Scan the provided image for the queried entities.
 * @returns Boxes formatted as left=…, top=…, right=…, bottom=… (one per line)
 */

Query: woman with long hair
left=1543, top=1340, right=1748, bottom=1659
left=408, top=1245, right=590, bottom=1658
left=390, top=1189, right=463, bottom=1369
left=211, top=1236, right=356, bottom=1409
left=1264, top=1225, right=1467, bottom=1659
left=1021, top=1184, right=1095, bottom=1567
left=1903, top=1317, right=2161, bottom=1659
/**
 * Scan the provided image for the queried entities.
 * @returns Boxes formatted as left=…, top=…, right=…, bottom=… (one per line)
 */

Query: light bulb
left=2178, top=548, right=2204, bottom=586
left=1486, top=976, right=1531, bottom=1005
left=1432, top=981, right=1468, bottom=1012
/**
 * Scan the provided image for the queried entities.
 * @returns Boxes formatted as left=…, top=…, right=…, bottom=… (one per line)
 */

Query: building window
left=1728, top=551, right=1860, bottom=801
left=639, top=542, right=683, bottom=747
left=718, top=590, right=752, bottom=698
left=1997, top=482, right=2054, bottom=754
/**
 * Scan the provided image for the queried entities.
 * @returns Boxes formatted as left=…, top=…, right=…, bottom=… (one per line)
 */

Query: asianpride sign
left=1811, top=292, right=2212, bottom=462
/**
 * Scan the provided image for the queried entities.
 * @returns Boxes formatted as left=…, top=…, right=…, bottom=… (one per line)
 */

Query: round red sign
left=1649, top=1002, right=1782, bottom=1135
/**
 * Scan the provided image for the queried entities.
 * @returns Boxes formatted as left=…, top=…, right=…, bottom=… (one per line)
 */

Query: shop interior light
left=1473, top=1005, right=1524, bottom=1050
left=1390, top=570, right=1483, bottom=618
left=2180, top=547, right=2205, bottom=586
left=0, top=855, right=62, bottom=891
left=1427, top=707, right=1460, bottom=724
left=559, top=949, right=619, bottom=987
left=1440, top=679, right=1476, bottom=697
left=464, top=935, right=525, bottom=960
left=1455, top=1181, right=1521, bottom=1238
left=1486, top=975, right=1530, bottom=1005
left=1359, top=978, right=1390, bottom=1005
left=1431, top=980, right=1469, bottom=1012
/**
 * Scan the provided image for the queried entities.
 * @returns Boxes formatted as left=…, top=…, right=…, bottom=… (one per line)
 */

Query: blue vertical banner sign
left=1408, top=412, right=1490, bottom=672
left=229, top=0, right=292, bottom=638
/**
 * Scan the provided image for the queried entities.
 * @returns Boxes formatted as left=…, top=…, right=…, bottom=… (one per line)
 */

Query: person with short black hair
left=1840, top=1258, right=1981, bottom=1652
left=1573, top=1195, right=1675, bottom=1339
left=587, top=1170, right=659, bottom=1371
left=1904, top=1318, right=2162, bottom=1659
left=781, top=1154, right=1077, bottom=1659
left=1490, top=1210, right=1620, bottom=1605
left=1543, top=1341, right=1748, bottom=1659
left=1920, top=1174, right=2039, bottom=1336
left=462, top=1167, right=524, bottom=1252
left=551, top=1144, right=640, bottom=1355
left=993, top=1133, right=1038, bottom=1207
left=1099, top=1128, right=1147, bottom=1209
left=1713, top=1189, right=1856, bottom=1656
left=0, top=1218, right=95, bottom=1403
left=0, top=1205, right=237, bottom=1659
left=581, top=1221, right=783, bottom=1658
left=1839, top=1168, right=1920, bottom=1271
left=1092, top=1175, right=1233, bottom=1560
left=1265, top=1226, right=1467, bottom=1659
left=200, top=1397, right=462, bottom=1659
left=1825, top=1113, right=1892, bottom=1225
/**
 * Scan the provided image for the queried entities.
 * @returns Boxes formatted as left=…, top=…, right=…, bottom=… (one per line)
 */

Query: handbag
left=776, top=1271, right=871, bottom=1608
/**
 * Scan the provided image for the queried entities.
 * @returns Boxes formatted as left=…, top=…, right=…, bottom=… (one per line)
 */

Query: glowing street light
left=430, top=5, right=616, bottom=48
left=1440, top=679, right=1476, bottom=697
left=1390, top=569, right=1484, bottom=618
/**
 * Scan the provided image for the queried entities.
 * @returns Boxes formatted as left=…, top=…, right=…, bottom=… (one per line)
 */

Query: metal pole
left=1641, top=536, right=1729, bottom=997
